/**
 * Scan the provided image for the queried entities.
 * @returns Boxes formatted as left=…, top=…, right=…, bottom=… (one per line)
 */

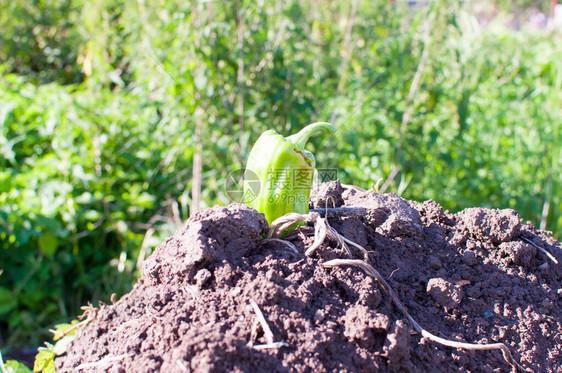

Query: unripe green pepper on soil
left=243, top=122, right=335, bottom=225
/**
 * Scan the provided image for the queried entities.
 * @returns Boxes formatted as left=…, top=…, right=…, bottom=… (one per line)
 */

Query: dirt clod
left=55, top=185, right=562, bottom=372
left=462, top=250, right=478, bottom=266
left=426, top=278, right=463, bottom=309
left=344, top=191, right=423, bottom=237
left=499, top=241, right=537, bottom=267
left=343, top=305, right=389, bottom=348
left=383, top=320, right=413, bottom=371
left=457, top=207, right=521, bottom=244
left=310, top=180, right=345, bottom=208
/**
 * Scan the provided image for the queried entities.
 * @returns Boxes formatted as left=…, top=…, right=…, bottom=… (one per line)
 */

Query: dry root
left=323, top=259, right=532, bottom=373
left=50, top=303, right=99, bottom=340
left=268, top=209, right=532, bottom=373
left=521, top=237, right=559, bottom=265
left=268, top=211, right=368, bottom=259
left=261, top=238, right=298, bottom=254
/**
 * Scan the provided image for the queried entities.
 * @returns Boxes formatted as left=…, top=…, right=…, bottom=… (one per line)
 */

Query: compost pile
left=55, top=183, right=562, bottom=372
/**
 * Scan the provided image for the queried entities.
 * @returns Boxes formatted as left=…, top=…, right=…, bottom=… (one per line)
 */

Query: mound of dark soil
left=55, top=183, right=562, bottom=372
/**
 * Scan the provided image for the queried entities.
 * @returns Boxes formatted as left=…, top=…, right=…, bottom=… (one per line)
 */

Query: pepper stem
left=286, top=122, right=335, bottom=149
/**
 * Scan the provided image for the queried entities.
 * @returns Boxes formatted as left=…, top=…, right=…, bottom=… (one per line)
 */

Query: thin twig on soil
left=252, top=342, right=289, bottom=350
left=322, top=259, right=532, bottom=373
left=388, top=267, right=400, bottom=279
left=321, top=214, right=353, bottom=257
left=521, top=237, right=559, bottom=265
left=306, top=214, right=328, bottom=256
left=261, top=238, right=299, bottom=254
left=176, top=360, right=188, bottom=372
left=75, top=353, right=131, bottom=370
left=247, top=299, right=289, bottom=350
left=248, top=318, right=260, bottom=348
left=249, top=299, right=274, bottom=345
left=341, top=184, right=367, bottom=193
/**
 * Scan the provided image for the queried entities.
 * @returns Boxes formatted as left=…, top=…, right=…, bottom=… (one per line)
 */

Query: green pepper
left=243, top=122, right=335, bottom=225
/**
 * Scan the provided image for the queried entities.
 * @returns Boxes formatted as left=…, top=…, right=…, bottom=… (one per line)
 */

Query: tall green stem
left=287, top=122, right=335, bottom=148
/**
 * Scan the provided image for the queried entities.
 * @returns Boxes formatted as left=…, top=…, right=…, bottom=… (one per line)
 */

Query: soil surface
left=56, top=182, right=562, bottom=372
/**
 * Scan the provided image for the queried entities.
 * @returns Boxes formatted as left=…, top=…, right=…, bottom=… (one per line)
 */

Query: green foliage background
left=1, top=0, right=561, bottom=350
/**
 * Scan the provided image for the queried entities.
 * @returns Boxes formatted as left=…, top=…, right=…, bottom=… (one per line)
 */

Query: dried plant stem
left=262, top=238, right=298, bottom=254
left=75, top=353, right=131, bottom=370
left=247, top=299, right=288, bottom=349
left=252, top=342, right=289, bottom=350
left=249, top=299, right=274, bottom=345
left=247, top=318, right=260, bottom=348
left=323, top=259, right=531, bottom=373
left=268, top=213, right=311, bottom=238
left=521, top=237, right=559, bottom=265
left=176, top=360, right=188, bottom=372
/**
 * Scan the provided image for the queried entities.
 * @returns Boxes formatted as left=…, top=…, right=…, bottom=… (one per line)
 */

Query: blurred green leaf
left=38, top=231, right=58, bottom=258
left=4, top=360, right=33, bottom=373
left=0, top=287, right=17, bottom=316
left=33, top=347, right=55, bottom=373
left=53, top=334, right=75, bottom=355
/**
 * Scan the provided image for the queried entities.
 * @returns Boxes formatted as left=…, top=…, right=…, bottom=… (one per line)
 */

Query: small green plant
left=32, top=305, right=98, bottom=373
left=0, top=348, right=31, bottom=373
left=33, top=322, right=77, bottom=373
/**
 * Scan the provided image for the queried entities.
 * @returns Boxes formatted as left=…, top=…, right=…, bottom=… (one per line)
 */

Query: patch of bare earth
left=56, top=183, right=562, bottom=372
